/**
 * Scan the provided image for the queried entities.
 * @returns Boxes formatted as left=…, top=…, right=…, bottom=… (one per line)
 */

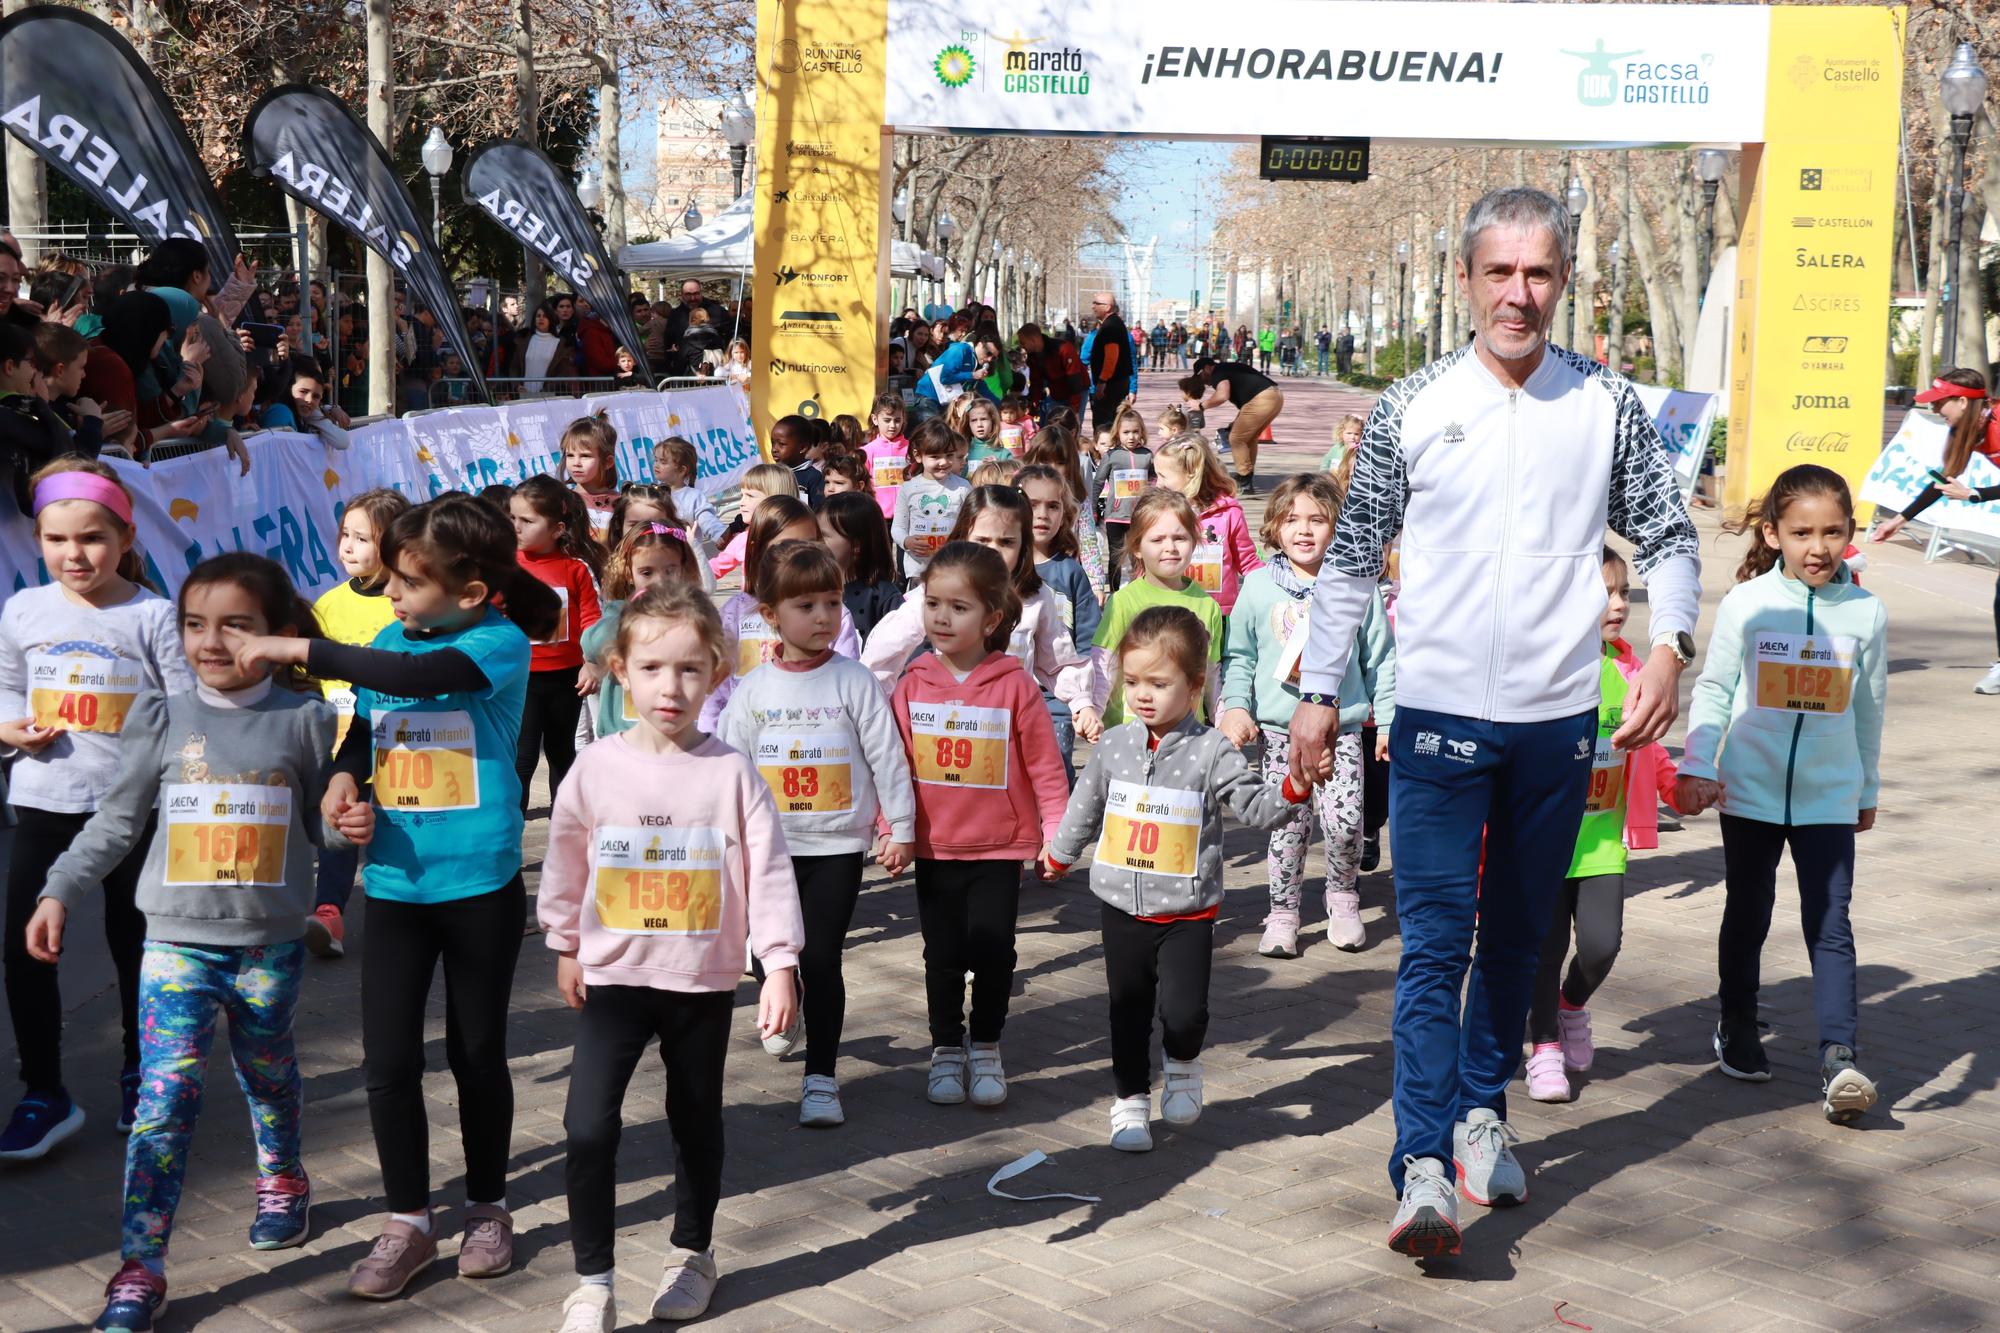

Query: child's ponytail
left=382, top=493, right=563, bottom=640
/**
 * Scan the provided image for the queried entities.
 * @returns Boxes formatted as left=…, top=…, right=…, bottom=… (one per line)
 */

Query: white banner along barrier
left=0, top=383, right=759, bottom=604
left=1860, top=410, right=2000, bottom=543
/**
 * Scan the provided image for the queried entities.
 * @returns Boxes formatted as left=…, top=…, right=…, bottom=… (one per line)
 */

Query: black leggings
left=564, top=985, right=732, bottom=1272
left=796, top=852, right=865, bottom=1077
left=516, top=665, right=584, bottom=812
left=1104, top=523, right=1129, bottom=590
left=1360, top=721, right=1388, bottom=838
left=914, top=858, right=1020, bottom=1048
left=1528, top=874, right=1624, bottom=1044
left=361, top=877, right=525, bottom=1212
left=4, top=806, right=150, bottom=1091
left=1718, top=816, right=1858, bottom=1054
left=1101, top=904, right=1212, bottom=1098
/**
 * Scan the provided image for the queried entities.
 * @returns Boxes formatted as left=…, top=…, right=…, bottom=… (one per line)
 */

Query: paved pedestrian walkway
left=4, top=369, right=1998, bottom=1330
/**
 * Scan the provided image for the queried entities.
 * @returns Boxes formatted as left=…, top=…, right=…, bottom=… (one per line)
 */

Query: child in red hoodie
left=511, top=475, right=603, bottom=812
left=538, top=582, right=802, bottom=1326
left=890, top=541, right=1069, bottom=1111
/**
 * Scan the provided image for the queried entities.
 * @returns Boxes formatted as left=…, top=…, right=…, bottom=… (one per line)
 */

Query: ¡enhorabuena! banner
left=463, top=140, right=654, bottom=382
left=243, top=85, right=490, bottom=401
left=0, top=7, right=241, bottom=283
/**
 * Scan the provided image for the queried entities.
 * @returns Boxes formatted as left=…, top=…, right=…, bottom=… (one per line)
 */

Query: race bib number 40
left=1583, top=736, right=1626, bottom=814
left=29, top=652, right=141, bottom=734
left=372, top=710, right=480, bottom=810
left=756, top=731, right=855, bottom=814
left=163, top=783, right=291, bottom=887
left=593, top=825, right=723, bottom=934
left=1097, top=780, right=1201, bottom=878
left=1753, top=634, right=1856, bottom=715
left=908, top=702, right=1009, bottom=789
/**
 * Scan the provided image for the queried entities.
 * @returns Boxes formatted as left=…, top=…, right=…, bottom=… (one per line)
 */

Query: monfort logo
left=1563, top=41, right=1713, bottom=106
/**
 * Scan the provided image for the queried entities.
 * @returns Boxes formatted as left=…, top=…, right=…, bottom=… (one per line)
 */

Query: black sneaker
left=1714, top=1017, right=1770, bottom=1082
left=1360, top=835, right=1382, bottom=873
left=1820, top=1045, right=1877, bottom=1124
left=115, top=1069, right=141, bottom=1134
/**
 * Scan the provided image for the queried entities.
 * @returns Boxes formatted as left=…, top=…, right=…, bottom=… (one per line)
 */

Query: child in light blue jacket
left=1677, top=465, right=1886, bottom=1126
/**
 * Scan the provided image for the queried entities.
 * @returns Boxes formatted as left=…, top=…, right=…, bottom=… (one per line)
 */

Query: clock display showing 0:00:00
left=1259, top=138, right=1370, bottom=181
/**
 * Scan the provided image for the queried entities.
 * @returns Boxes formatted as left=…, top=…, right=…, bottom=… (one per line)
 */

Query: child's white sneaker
left=1324, top=888, right=1366, bottom=951
left=1257, top=910, right=1301, bottom=958
left=927, top=1046, right=967, bottom=1104
left=1109, top=1095, right=1153, bottom=1152
left=967, top=1043, right=1007, bottom=1106
left=1161, top=1057, right=1204, bottom=1126
left=761, top=1005, right=802, bottom=1057
left=558, top=1282, right=615, bottom=1333
left=799, top=1074, right=844, bottom=1127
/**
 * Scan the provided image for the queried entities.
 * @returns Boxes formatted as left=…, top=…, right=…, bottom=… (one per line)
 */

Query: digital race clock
left=1258, top=137, right=1371, bottom=183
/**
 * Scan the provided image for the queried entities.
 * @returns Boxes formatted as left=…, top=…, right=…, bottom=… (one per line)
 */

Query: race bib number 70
left=1096, top=780, right=1201, bottom=878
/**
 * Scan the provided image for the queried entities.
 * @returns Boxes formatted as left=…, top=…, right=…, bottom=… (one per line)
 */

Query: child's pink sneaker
left=1525, top=1044, right=1570, bottom=1103
left=1557, top=1005, right=1594, bottom=1072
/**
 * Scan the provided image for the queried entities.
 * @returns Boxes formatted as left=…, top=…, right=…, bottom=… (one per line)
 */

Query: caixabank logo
left=1562, top=39, right=1714, bottom=107
left=935, top=31, right=1092, bottom=97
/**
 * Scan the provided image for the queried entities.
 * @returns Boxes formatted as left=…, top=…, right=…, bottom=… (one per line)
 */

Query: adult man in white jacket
left=1287, top=187, right=1702, bottom=1259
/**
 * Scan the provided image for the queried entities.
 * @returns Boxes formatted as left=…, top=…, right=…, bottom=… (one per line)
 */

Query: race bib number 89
left=908, top=702, right=1009, bottom=789
left=1753, top=634, right=1856, bottom=715
left=593, top=825, right=723, bottom=935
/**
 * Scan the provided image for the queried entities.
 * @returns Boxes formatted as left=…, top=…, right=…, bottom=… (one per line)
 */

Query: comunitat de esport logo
left=934, top=32, right=1091, bottom=96
left=1563, top=40, right=1715, bottom=106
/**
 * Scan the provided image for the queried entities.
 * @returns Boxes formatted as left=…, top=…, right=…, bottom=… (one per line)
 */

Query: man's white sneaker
left=799, top=1074, right=844, bottom=1127
left=1109, top=1095, right=1153, bottom=1152
left=1386, top=1156, right=1461, bottom=1257
left=1977, top=661, right=2000, bottom=696
left=761, top=1006, right=802, bottom=1057
left=927, top=1046, right=967, bottom=1104
left=967, top=1043, right=1007, bottom=1106
left=1453, top=1107, right=1527, bottom=1206
left=1160, top=1057, right=1203, bottom=1126
left=558, top=1283, right=615, bottom=1333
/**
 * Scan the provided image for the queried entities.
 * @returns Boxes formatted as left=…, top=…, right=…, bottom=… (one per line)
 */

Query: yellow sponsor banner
left=1729, top=6, right=1905, bottom=510
left=749, top=0, right=891, bottom=447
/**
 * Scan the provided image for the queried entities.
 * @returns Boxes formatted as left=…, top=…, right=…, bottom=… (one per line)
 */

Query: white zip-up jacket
left=1302, top=343, right=1700, bottom=723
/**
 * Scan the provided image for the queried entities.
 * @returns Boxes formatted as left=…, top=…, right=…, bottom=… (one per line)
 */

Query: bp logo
left=934, top=44, right=975, bottom=88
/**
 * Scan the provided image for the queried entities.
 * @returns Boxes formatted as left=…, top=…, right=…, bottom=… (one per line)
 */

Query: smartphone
left=55, top=272, right=84, bottom=311
left=243, top=322, right=284, bottom=350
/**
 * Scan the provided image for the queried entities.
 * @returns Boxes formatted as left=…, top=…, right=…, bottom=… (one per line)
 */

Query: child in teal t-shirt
left=1524, top=549, right=1684, bottom=1105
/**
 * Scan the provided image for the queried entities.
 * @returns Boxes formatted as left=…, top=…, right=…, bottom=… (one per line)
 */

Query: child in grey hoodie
left=1046, top=605, right=1309, bottom=1154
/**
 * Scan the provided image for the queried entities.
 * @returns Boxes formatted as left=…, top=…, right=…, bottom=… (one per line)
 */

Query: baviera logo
left=934, top=44, right=975, bottom=88
left=1563, top=40, right=1714, bottom=107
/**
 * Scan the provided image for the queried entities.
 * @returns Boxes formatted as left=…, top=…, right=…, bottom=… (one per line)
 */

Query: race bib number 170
left=372, top=710, right=480, bottom=810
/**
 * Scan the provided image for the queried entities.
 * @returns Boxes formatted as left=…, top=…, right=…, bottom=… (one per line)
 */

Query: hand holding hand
left=1218, top=707, right=1259, bottom=749
left=330, top=790, right=375, bottom=845
left=556, top=954, right=587, bottom=1010
left=321, top=772, right=362, bottom=833
left=1674, top=774, right=1724, bottom=815
left=1073, top=706, right=1103, bottom=744
left=876, top=839, right=914, bottom=876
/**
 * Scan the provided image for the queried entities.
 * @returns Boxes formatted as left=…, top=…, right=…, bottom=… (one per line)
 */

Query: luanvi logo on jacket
left=1143, top=46, right=1501, bottom=85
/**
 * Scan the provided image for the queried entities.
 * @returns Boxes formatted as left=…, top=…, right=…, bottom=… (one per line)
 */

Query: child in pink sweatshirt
left=889, top=542, right=1069, bottom=1113
left=537, top=582, right=803, bottom=1328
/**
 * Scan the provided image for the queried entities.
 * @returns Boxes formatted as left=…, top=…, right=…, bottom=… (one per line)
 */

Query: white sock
left=470, top=1196, right=508, bottom=1214
left=390, top=1210, right=432, bottom=1235
left=580, top=1271, right=614, bottom=1291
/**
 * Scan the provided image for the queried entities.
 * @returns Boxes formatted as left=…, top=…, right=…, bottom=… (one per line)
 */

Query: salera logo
left=933, top=44, right=975, bottom=89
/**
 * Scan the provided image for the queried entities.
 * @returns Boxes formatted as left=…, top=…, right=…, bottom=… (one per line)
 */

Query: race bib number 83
left=756, top=731, right=855, bottom=813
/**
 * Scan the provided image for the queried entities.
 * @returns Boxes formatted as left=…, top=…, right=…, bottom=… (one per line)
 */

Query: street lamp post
left=1429, top=226, right=1446, bottom=364
left=682, top=201, right=703, bottom=234
left=1564, top=175, right=1588, bottom=348
left=1607, top=236, right=1626, bottom=369
left=1395, top=239, right=1409, bottom=366
left=576, top=166, right=603, bottom=218
left=1941, top=42, right=1989, bottom=368
left=936, top=211, right=957, bottom=310
left=1364, top=258, right=1375, bottom=376
left=720, top=92, right=755, bottom=201
left=1695, top=149, right=1727, bottom=301
left=420, top=125, right=452, bottom=247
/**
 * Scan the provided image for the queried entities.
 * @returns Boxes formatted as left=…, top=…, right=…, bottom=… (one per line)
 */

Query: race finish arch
left=749, top=1, right=1905, bottom=507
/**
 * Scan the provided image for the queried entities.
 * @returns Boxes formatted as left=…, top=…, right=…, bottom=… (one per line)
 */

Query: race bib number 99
left=1583, top=737, right=1625, bottom=815
left=756, top=731, right=855, bottom=814
left=908, top=702, right=1009, bottom=788
left=1097, top=780, right=1201, bottom=878
left=29, top=652, right=141, bottom=734
left=372, top=710, right=480, bottom=810
left=593, top=825, right=723, bottom=935
left=1753, top=634, right=1855, bottom=715
left=163, top=783, right=291, bottom=887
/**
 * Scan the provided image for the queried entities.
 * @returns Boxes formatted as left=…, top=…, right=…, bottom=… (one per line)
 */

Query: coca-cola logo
left=1785, top=430, right=1852, bottom=453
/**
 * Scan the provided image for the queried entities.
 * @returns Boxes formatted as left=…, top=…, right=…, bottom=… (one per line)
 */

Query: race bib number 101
left=908, top=702, right=1010, bottom=789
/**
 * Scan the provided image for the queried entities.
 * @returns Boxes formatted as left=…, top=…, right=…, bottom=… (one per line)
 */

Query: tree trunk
left=592, top=0, right=627, bottom=259
left=1573, top=171, right=1599, bottom=359
left=1957, top=188, right=1988, bottom=369
left=1607, top=154, right=1631, bottom=372
left=1674, top=163, right=1702, bottom=385
left=512, top=0, right=545, bottom=310
left=1626, top=174, right=1679, bottom=383
left=365, top=0, right=395, bottom=416
left=1916, top=155, right=1946, bottom=385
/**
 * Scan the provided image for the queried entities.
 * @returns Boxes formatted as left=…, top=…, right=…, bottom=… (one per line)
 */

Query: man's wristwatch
left=1653, top=631, right=1697, bottom=666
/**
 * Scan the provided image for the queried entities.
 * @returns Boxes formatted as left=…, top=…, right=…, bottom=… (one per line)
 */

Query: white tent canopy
left=617, top=194, right=937, bottom=280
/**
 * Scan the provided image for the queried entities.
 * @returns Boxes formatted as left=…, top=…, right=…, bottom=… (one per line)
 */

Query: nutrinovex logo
left=1563, top=40, right=1714, bottom=106
left=934, top=44, right=975, bottom=88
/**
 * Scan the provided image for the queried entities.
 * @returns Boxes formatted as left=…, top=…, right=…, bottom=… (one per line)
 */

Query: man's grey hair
left=1460, top=187, right=1572, bottom=271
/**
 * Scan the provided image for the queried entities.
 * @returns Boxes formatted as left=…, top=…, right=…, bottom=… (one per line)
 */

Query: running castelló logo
left=933, top=44, right=975, bottom=88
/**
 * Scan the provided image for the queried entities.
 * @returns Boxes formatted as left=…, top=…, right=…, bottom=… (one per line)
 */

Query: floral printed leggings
left=123, top=940, right=304, bottom=1261
left=1261, top=728, right=1365, bottom=915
